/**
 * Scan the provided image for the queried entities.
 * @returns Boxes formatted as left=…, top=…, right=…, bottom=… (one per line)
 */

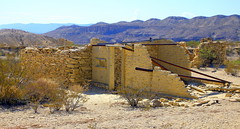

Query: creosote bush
left=0, top=54, right=28, bottom=105
left=186, top=41, right=200, bottom=48
left=24, top=78, right=89, bottom=113
left=62, top=85, right=88, bottom=113
left=224, top=59, right=240, bottom=76
left=118, top=87, right=150, bottom=108
left=24, top=78, right=60, bottom=113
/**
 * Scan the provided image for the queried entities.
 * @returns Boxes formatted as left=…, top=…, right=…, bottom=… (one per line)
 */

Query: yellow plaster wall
left=151, top=67, right=196, bottom=98
left=92, top=46, right=109, bottom=84
left=143, top=40, right=191, bottom=76
left=131, top=45, right=152, bottom=89
left=92, top=46, right=115, bottom=89
left=121, top=44, right=194, bottom=98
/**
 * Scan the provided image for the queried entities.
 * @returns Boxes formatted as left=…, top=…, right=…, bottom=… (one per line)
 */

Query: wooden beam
left=150, top=56, right=231, bottom=84
left=122, top=47, right=134, bottom=52
left=142, top=43, right=177, bottom=46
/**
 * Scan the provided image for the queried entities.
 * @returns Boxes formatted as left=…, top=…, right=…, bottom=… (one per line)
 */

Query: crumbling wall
left=121, top=44, right=194, bottom=98
left=144, top=40, right=191, bottom=76
left=123, top=44, right=153, bottom=89
left=151, top=67, right=195, bottom=98
left=20, top=46, right=92, bottom=85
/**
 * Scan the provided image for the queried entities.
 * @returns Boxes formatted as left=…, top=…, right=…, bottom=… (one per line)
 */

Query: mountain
left=0, top=23, right=92, bottom=34
left=45, top=15, right=240, bottom=44
left=0, top=29, right=72, bottom=47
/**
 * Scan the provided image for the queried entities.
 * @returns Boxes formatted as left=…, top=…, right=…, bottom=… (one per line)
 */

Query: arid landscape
left=0, top=1, right=240, bottom=129
left=0, top=68, right=239, bottom=129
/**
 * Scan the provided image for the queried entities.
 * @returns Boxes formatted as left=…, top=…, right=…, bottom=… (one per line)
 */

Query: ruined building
left=20, top=38, right=230, bottom=99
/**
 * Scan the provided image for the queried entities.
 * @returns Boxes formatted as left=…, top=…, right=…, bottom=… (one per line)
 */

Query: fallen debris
left=189, top=85, right=205, bottom=93
left=207, top=87, right=240, bottom=93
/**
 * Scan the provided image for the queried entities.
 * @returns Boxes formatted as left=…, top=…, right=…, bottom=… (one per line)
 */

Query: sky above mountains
left=0, top=0, right=239, bottom=25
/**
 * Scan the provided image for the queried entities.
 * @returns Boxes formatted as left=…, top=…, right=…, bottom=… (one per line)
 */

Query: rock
left=175, top=98, right=185, bottom=102
left=159, top=98, right=169, bottom=102
left=206, top=100, right=219, bottom=106
left=193, top=100, right=210, bottom=106
left=150, top=99, right=163, bottom=107
left=29, top=116, right=35, bottom=118
left=168, top=101, right=180, bottom=106
left=229, top=99, right=240, bottom=102
left=225, top=93, right=232, bottom=97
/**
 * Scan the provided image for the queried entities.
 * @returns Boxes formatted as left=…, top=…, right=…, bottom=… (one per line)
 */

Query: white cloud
left=180, top=12, right=197, bottom=18
left=130, top=9, right=140, bottom=21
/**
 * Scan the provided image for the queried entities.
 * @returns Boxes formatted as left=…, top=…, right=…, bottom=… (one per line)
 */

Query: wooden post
left=121, top=48, right=126, bottom=87
left=108, top=46, right=115, bottom=90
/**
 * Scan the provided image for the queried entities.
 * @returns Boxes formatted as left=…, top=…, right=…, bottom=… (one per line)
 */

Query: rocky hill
left=0, top=23, right=92, bottom=34
left=0, top=29, right=72, bottom=47
left=45, top=15, right=240, bottom=44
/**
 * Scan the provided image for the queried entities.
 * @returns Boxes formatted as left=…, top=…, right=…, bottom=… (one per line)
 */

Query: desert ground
left=0, top=68, right=240, bottom=129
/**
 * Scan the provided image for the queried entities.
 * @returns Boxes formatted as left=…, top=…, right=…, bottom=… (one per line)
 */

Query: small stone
left=150, top=99, right=162, bottom=107
left=159, top=98, right=169, bottom=102
left=225, top=93, right=232, bottom=97
left=29, top=116, right=35, bottom=118
left=175, top=98, right=184, bottom=102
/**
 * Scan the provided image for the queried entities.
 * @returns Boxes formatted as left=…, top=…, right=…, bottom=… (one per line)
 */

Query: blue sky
left=0, top=0, right=239, bottom=24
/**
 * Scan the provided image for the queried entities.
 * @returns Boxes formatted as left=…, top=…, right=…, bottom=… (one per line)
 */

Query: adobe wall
left=121, top=44, right=195, bottom=98
left=92, top=46, right=115, bottom=90
left=20, top=46, right=92, bottom=86
left=141, top=40, right=191, bottom=76
left=122, top=44, right=153, bottom=89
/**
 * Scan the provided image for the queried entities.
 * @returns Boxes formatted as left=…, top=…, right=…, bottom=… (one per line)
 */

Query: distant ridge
left=45, top=15, right=240, bottom=44
left=0, top=29, right=71, bottom=47
left=0, top=23, right=92, bottom=34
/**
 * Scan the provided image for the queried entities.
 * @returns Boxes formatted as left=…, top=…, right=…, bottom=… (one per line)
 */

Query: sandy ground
left=0, top=68, right=240, bottom=129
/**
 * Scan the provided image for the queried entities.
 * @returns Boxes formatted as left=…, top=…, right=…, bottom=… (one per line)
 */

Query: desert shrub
left=224, top=59, right=240, bottom=76
left=44, top=83, right=88, bottom=113
left=186, top=41, right=200, bottom=48
left=0, top=54, right=28, bottom=105
left=24, top=78, right=60, bottom=113
left=63, top=85, right=88, bottom=112
left=199, top=46, right=225, bottom=68
left=118, top=87, right=149, bottom=108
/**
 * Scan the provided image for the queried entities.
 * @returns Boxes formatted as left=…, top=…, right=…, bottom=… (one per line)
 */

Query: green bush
left=224, top=59, right=240, bottom=76
left=186, top=41, right=200, bottom=48
left=199, top=46, right=225, bottom=68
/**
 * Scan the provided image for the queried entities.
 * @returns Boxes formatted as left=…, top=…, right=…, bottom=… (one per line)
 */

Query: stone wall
left=20, top=38, right=195, bottom=98
left=20, top=46, right=92, bottom=86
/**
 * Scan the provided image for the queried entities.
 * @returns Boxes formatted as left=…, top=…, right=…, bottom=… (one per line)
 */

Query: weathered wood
left=178, top=74, right=226, bottom=84
left=135, top=67, right=153, bottom=72
left=151, top=59, right=168, bottom=70
left=188, top=85, right=205, bottom=93
left=122, top=47, right=134, bottom=52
